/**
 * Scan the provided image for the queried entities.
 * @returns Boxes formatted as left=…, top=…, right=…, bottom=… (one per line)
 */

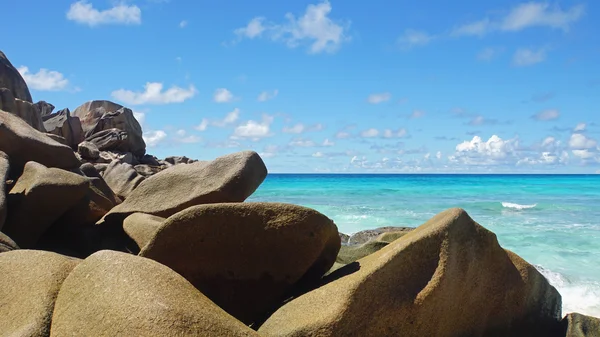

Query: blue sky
left=3, top=0, right=599, bottom=173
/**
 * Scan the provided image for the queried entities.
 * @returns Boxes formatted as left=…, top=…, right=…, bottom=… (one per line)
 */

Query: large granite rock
left=348, top=226, right=414, bottom=245
left=50, top=250, right=259, bottom=336
left=0, top=151, right=8, bottom=228
left=72, top=100, right=145, bottom=156
left=86, top=128, right=129, bottom=153
left=123, top=212, right=165, bottom=251
left=0, top=88, right=45, bottom=131
left=0, top=250, right=80, bottom=336
left=77, top=141, right=100, bottom=160
left=259, top=208, right=562, bottom=337
left=98, top=151, right=267, bottom=226
left=0, top=110, right=80, bottom=170
left=2, top=162, right=89, bottom=248
left=0, top=232, right=18, bottom=252
left=0, top=51, right=32, bottom=102
left=562, top=313, right=600, bottom=337
left=34, top=100, right=55, bottom=116
left=43, top=108, right=84, bottom=149
left=139, top=202, right=340, bottom=324
left=101, top=161, right=145, bottom=200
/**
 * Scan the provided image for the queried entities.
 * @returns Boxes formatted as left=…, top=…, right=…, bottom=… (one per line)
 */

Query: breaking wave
left=501, top=202, right=537, bottom=210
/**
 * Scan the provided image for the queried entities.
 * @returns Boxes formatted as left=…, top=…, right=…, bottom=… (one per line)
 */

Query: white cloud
left=66, top=1, right=141, bottom=27
left=179, top=20, right=188, bottom=28
left=574, top=123, right=586, bottom=132
left=572, top=149, right=596, bottom=160
left=235, top=17, right=267, bottom=39
left=436, top=151, right=442, bottom=160
left=195, top=118, right=209, bottom=131
left=17, top=66, right=69, bottom=91
left=410, top=110, right=425, bottom=119
left=361, top=128, right=379, bottom=138
left=532, top=109, right=560, bottom=121
left=143, top=130, right=167, bottom=147
left=397, top=29, right=434, bottom=49
left=213, top=88, right=235, bottom=103
left=312, top=151, right=324, bottom=158
left=383, top=128, right=408, bottom=138
left=513, top=48, right=547, bottom=66
left=213, top=108, right=240, bottom=127
left=257, top=89, right=279, bottom=102
left=452, top=3, right=584, bottom=37
left=289, top=138, right=316, bottom=147
left=453, top=135, right=519, bottom=165
left=176, top=129, right=186, bottom=137
left=111, top=82, right=197, bottom=105
left=322, top=138, right=335, bottom=146
left=501, top=3, right=585, bottom=32
left=335, top=131, right=351, bottom=139
left=283, top=123, right=305, bottom=134
left=569, top=133, right=597, bottom=149
left=233, top=1, right=350, bottom=54
left=367, top=92, right=391, bottom=104
left=232, top=114, right=274, bottom=140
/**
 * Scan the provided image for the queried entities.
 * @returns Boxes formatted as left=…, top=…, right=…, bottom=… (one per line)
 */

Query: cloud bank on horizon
left=4, top=0, right=599, bottom=173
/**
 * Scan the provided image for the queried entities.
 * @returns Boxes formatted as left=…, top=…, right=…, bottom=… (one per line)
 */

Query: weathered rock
left=123, top=212, right=165, bottom=251
left=0, top=88, right=45, bottom=131
left=78, top=163, right=121, bottom=204
left=259, top=208, right=562, bottom=337
left=34, top=100, right=55, bottom=116
left=2, top=162, right=89, bottom=248
left=0, top=110, right=80, bottom=170
left=0, top=50, right=32, bottom=102
left=72, top=101, right=145, bottom=156
left=97, top=150, right=136, bottom=165
left=139, top=154, right=160, bottom=166
left=165, top=155, right=195, bottom=165
left=99, top=151, right=267, bottom=226
left=0, top=151, right=8, bottom=228
left=140, top=202, right=340, bottom=324
left=335, top=240, right=389, bottom=265
left=134, top=164, right=159, bottom=177
left=77, top=141, right=100, bottom=160
left=86, top=128, right=129, bottom=152
left=562, top=313, right=600, bottom=337
left=0, top=231, right=18, bottom=252
left=348, top=226, right=414, bottom=245
left=376, top=230, right=411, bottom=243
left=0, top=250, right=79, bottom=336
left=93, top=163, right=108, bottom=174
left=43, top=108, right=84, bottom=148
left=102, top=161, right=145, bottom=201
left=45, top=133, right=69, bottom=146
left=50, top=250, right=259, bottom=337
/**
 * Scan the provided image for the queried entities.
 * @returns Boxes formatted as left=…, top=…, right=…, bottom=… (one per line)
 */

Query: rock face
left=99, top=151, right=268, bottom=226
left=0, top=110, right=80, bottom=170
left=562, top=313, right=600, bottom=337
left=259, top=208, right=562, bottom=337
left=34, top=101, right=55, bottom=116
left=77, top=141, right=100, bottom=160
left=50, top=250, right=259, bottom=337
left=0, top=151, right=8, bottom=228
left=0, top=88, right=45, bottom=131
left=139, top=202, right=340, bottom=324
left=2, top=162, right=89, bottom=248
left=43, top=108, right=84, bottom=149
left=86, top=128, right=129, bottom=153
left=0, top=51, right=32, bottom=102
left=0, top=250, right=80, bottom=336
left=347, top=226, right=414, bottom=245
left=72, top=100, right=145, bottom=156
left=0, top=232, right=18, bottom=252
left=101, top=161, right=145, bottom=200
left=123, top=212, right=165, bottom=251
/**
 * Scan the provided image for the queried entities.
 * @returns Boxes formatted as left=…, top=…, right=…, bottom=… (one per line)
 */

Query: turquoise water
left=248, top=174, right=600, bottom=317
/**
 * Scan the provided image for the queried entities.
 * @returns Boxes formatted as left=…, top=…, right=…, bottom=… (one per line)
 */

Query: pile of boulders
left=0, top=50, right=598, bottom=336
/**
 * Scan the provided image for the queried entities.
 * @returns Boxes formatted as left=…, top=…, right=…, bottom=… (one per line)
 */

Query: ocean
left=248, top=174, right=600, bottom=317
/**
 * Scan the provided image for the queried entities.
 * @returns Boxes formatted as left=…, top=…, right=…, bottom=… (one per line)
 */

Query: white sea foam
left=501, top=202, right=537, bottom=210
left=536, top=265, right=600, bottom=317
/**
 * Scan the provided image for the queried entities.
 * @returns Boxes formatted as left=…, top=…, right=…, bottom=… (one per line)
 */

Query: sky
left=3, top=0, right=599, bottom=173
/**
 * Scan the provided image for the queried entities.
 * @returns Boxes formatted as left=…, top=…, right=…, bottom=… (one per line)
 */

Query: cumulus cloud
left=397, top=29, right=434, bottom=49
left=574, top=123, right=586, bottom=132
left=232, top=114, right=274, bottom=140
left=322, top=138, right=335, bottom=146
left=532, top=109, right=560, bottom=121
left=257, top=89, right=278, bottom=102
left=66, top=1, right=141, bottom=26
left=452, top=135, right=519, bottom=165
left=312, top=151, right=325, bottom=158
left=367, top=92, right=391, bottom=104
left=17, top=66, right=69, bottom=91
left=233, top=1, right=350, bottom=54
left=513, top=48, right=547, bottom=66
left=143, top=130, right=167, bottom=147
left=213, top=88, right=235, bottom=103
left=360, top=128, right=379, bottom=138
left=111, top=82, right=197, bottom=105
left=452, top=2, right=584, bottom=37
left=569, top=133, right=597, bottom=149
left=133, top=111, right=145, bottom=125
left=195, top=108, right=240, bottom=131
left=195, top=119, right=209, bottom=131
left=335, top=131, right=351, bottom=139
left=289, top=138, right=316, bottom=147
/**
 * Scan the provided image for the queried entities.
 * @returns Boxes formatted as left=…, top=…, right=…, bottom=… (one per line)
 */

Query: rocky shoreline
left=1, top=50, right=599, bottom=336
